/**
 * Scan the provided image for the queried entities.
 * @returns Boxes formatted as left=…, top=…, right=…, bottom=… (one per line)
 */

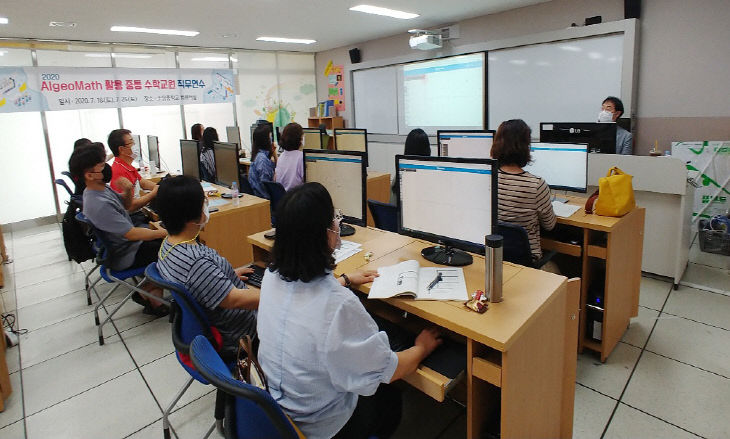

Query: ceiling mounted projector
left=409, top=34, right=442, bottom=50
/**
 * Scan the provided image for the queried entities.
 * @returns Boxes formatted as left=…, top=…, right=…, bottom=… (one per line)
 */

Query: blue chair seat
left=99, top=265, right=146, bottom=284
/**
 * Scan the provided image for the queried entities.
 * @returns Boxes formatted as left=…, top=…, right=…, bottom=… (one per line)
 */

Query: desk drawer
left=472, top=357, right=502, bottom=387
left=403, top=365, right=462, bottom=402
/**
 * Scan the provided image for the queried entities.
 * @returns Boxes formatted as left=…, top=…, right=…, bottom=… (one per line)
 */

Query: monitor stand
left=421, top=245, right=473, bottom=266
left=340, top=223, right=356, bottom=237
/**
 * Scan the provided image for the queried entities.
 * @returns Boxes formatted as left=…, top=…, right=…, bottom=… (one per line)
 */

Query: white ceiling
left=0, top=0, right=549, bottom=52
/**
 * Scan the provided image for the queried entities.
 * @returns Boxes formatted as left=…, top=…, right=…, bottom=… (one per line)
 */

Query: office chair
left=76, top=212, right=170, bottom=345
left=238, top=177, right=254, bottom=196
left=262, top=181, right=287, bottom=227
left=145, top=263, right=227, bottom=439
left=189, top=335, right=303, bottom=439
left=54, top=178, right=74, bottom=198
left=367, top=200, right=398, bottom=233
left=497, top=221, right=557, bottom=269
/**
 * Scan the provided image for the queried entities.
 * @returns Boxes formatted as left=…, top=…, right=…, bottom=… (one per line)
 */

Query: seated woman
left=200, top=127, right=218, bottom=183
left=392, top=128, right=431, bottom=201
left=155, top=175, right=258, bottom=355
left=248, top=124, right=277, bottom=199
left=491, top=119, right=557, bottom=265
left=275, top=122, right=304, bottom=191
left=257, top=182, right=442, bottom=439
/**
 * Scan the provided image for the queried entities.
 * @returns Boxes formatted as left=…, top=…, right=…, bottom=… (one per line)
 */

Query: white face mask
left=328, top=217, right=342, bottom=251
left=597, top=110, right=614, bottom=123
left=197, top=203, right=210, bottom=229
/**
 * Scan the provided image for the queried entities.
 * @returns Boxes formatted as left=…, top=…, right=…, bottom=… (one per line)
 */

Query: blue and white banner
left=0, top=67, right=237, bottom=113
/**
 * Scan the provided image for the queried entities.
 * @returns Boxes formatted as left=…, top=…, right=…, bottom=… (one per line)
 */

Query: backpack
left=61, top=202, right=95, bottom=263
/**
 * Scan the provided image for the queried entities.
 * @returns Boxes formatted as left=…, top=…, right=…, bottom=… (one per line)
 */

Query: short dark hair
left=191, top=123, right=204, bottom=141
left=74, top=138, right=92, bottom=150
left=202, top=127, right=218, bottom=151
left=251, top=124, right=272, bottom=158
left=602, top=96, right=624, bottom=118
left=280, top=123, right=303, bottom=151
left=156, top=175, right=206, bottom=235
left=271, top=182, right=335, bottom=282
left=108, top=129, right=131, bottom=157
left=491, top=119, right=532, bottom=168
left=404, top=128, right=431, bottom=156
left=69, top=144, right=105, bottom=180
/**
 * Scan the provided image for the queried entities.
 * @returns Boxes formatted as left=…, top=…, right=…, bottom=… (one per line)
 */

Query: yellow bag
left=595, top=167, right=636, bottom=217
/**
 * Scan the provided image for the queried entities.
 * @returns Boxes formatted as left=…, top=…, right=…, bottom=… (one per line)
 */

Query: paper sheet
left=552, top=201, right=581, bottom=218
left=333, top=240, right=362, bottom=264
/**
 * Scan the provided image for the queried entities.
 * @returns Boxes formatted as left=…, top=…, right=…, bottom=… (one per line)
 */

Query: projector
left=409, top=34, right=442, bottom=50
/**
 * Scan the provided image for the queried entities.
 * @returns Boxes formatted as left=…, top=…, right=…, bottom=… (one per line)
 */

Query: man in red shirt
left=108, top=129, right=158, bottom=211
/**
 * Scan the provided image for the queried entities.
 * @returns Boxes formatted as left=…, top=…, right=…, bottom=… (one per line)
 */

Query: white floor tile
left=0, top=419, right=25, bottom=439
left=139, top=353, right=212, bottom=412
left=622, top=351, right=730, bottom=439
left=621, top=306, right=659, bottom=348
left=21, top=337, right=136, bottom=416
left=639, top=277, right=672, bottom=311
left=120, top=318, right=174, bottom=367
left=2, top=290, right=18, bottom=313
left=682, top=263, right=730, bottom=293
left=664, top=285, right=730, bottom=330
left=10, top=239, right=63, bottom=262
left=11, top=224, right=60, bottom=240
left=5, top=345, right=20, bottom=374
left=572, top=385, right=616, bottom=439
left=604, top=403, right=697, bottom=439
left=17, top=290, right=93, bottom=332
left=0, top=264, right=14, bottom=293
left=647, top=314, right=730, bottom=378
left=11, top=230, right=62, bottom=249
left=576, top=343, right=641, bottom=399
left=13, top=261, right=83, bottom=290
left=19, top=312, right=104, bottom=368
left=0, top=373, right=23, bottom=429
left=127, top=392, right=223, bottom=439
left=689, top=242, right=730, bottom=270
left=15, top=271, right=87, bottom=309
left=24, top=371, right=160, bottom=439
left=12, top=248, right=70, bottom=273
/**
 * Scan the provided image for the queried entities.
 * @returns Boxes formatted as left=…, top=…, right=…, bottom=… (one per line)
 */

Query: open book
left=368, top=260, right=468, bottom=301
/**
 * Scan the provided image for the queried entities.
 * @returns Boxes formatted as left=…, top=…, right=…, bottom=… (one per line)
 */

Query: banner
left=672, top=141, right=730, bottom=219
left=0, top=67, right=237, bottom=113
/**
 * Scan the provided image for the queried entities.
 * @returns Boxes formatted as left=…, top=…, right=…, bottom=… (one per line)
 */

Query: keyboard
left=244, top=264, right=266, bottom=288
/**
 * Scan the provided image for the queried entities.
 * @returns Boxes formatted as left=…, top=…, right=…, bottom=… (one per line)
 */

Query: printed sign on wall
left=0, top=67, right=237, bottom=113
left=327, top=64, right=345, bottom=112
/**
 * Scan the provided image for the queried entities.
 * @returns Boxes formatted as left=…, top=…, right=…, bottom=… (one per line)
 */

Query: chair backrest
left=75, top=212, right=109, bottom=265
left=238, top=177, right=254, bottom=196
left=262, top=181, right=286, bottom=210
left=55, top=178, right=75, bottom=198
left=367, top=199, right=398, bottom=232
left=497, top=221, right=534, bottom=268
left=189, top=335, right=300, bottom=439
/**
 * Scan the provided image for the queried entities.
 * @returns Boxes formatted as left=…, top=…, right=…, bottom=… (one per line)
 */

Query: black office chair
left=262, top=181, right=287, bottom=227
left=367, top=199, right=398, bottom=232
left=497, top=221, right=557, bottom=269
left=238, top=177, right=254, bottom=196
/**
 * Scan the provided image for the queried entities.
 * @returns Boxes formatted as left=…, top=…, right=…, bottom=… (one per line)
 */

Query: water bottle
left=231, top=181, right=239, bottom=206
left=485, top=234, right=504, bottom=303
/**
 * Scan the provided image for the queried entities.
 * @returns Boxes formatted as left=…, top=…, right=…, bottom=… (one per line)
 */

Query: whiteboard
left=353, top=66, right=398, bottom=134
left=488, top=34, right=623, bottom=137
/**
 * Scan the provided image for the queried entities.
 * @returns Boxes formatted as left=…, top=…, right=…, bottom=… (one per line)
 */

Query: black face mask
left=101, top=163, right=112, bottom=183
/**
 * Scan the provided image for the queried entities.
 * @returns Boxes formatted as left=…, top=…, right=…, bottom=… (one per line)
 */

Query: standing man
left=108, top=129, right=159, bottom=210
left=598, top=96, right=633, bottom=155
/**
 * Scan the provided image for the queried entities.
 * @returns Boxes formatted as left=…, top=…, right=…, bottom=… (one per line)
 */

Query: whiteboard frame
left=349, top=19, right=639, bottom=139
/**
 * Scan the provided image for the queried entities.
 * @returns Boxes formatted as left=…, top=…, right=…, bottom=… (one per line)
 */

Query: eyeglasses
left=328, top=209, right=343, bottom=235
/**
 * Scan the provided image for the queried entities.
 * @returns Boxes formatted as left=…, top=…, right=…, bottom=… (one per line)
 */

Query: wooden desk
left=248, top=226, right=579, bottom=439
left=366, top=171, right=391, bottom=227
left=140, top=171, right=168, bottom=183
left=542, top=197, right=645, bottom=362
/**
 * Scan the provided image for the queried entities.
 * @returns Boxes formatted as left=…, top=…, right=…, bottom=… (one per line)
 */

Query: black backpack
left=61, top=202, right=95, bottom=263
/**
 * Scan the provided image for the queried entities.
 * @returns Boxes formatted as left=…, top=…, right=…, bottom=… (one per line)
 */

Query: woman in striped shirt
left=491, top=119, right=557, bottom=263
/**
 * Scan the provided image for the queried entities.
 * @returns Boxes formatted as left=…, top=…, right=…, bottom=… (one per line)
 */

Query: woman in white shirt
left=256, top=182, right=441, bottom=439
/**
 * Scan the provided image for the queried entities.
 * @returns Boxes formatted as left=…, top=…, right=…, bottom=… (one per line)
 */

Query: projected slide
left=401, top=53, right=484, bottom=131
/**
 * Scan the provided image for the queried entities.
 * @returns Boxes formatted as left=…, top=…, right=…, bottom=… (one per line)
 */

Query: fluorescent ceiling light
left=559, top=45, right=582, bottom=52
left=190, top=56, right=237, bottom=62
left=0, top=17, right=8, bottom=24
left=256, top=36, right=316, bottom=44
left=85, top=53, right=153, bottom=59
left=0, top=51, right=6, bottom=56
left=350, top=5, right=419, bottom=19
left=110, top=26, right=198, bottom=37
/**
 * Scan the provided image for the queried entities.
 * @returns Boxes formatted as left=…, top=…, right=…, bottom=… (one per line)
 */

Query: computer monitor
left=334, top=128, right=367, bottom=153
left=302, top=128, right=323, bottom=149
left=540, top=122, right=617, bottom=154
left=147, top=135, right=160, bottom=172
left=226, top=126, right=241, bottom=149
left=396, top=155, right=498, bottom=266
left=437, top=130, right=495, bottom=158
left=213, top=141, right=239, bottom=188
left=523, top=143, right=588, bottom=192
left=180, top=140, right=200, bottom=180
left=303, top=149, right=367, bottom=228
left=131, top=134, right=144, bottom=168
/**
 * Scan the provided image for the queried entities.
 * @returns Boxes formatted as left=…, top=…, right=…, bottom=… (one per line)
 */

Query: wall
left=316, top=0, right=730, bottom=159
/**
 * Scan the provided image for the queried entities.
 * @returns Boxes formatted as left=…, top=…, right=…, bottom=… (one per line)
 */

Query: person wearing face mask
left=598, top=96, right=633, bottom=155
left=256, top=182, right=442, bottom=439
left=155, top=175, right=259, bottom=355
left=108, top=128, right=159, bottom=210
left=69, top=145, right=169, bottom=317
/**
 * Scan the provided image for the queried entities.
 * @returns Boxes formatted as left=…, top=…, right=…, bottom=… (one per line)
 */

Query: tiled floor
left=0, top=223, right=729, bottom=438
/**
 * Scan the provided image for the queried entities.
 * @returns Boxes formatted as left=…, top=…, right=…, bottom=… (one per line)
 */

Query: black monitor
left=540, top=122, right=617, bottom=154
left=147, top=135, right=160, bottom=172
left=437, top=130, right=495, bottom=158
left=303, top=149, right=367, bottom=231
left=396, top=155, right=498, bottom=266
left=523, top=142, right=589, bottom=192
left=213, top=141, right=239, bottom=188
left=180, top=140, right=200, bottom=180
left=302, top=128, right=324, bottom=149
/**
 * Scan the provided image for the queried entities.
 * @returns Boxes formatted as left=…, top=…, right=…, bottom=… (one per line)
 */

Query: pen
left=427, top=272, right=442, bottom=290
